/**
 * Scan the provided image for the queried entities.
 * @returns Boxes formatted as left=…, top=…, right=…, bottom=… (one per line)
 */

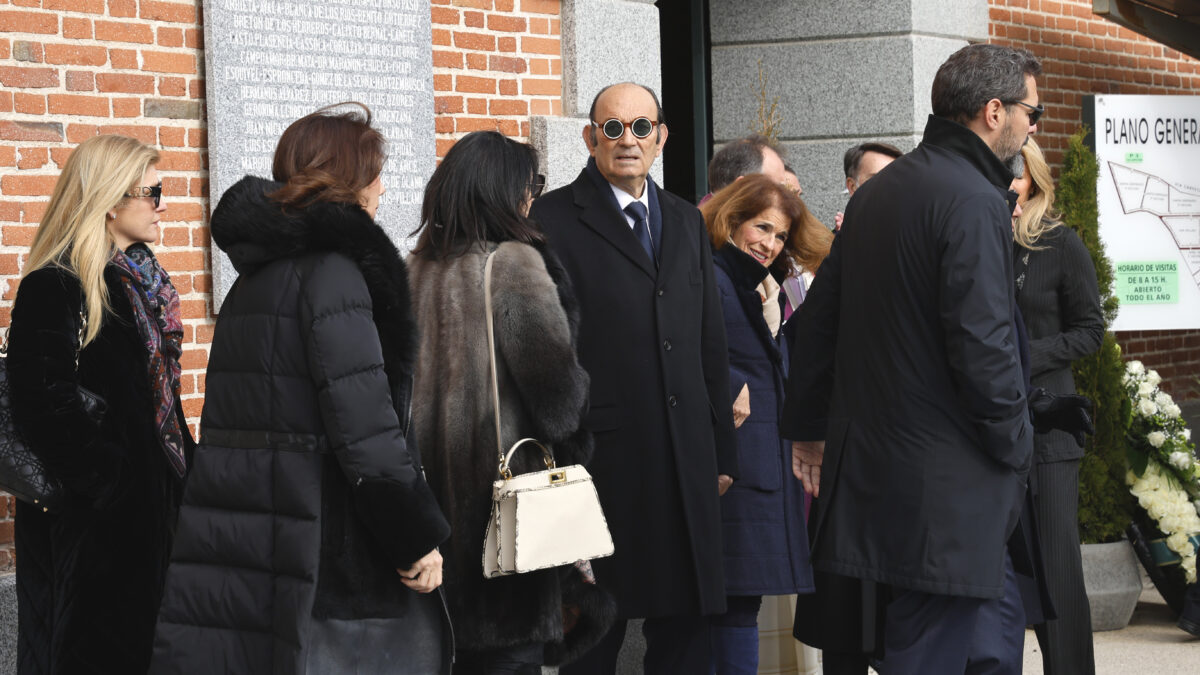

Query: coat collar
left=574, top=159, right=660, bottom=279
left=920, top=114, right=1020, bottom=211
left=713, top=244, right=785, bottom=364
left=210, top=175, right=417, bottom=394
left=712, top=244, right=784, bottom=292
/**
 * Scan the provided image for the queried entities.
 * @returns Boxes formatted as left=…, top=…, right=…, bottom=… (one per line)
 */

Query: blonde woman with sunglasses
left=7, top=134, right=191, bottom=673
left=1010, top=137, right=1104, bottom=675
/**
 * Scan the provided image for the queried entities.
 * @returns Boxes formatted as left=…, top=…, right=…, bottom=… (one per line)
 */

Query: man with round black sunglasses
left=530, top=82, right=738, bottom=675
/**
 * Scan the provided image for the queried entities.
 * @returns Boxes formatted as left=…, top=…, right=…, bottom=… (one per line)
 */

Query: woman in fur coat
left=150, top=104, right=452, bottom=673
left=408, top=131, right=615, bottom=674
left=8, top=134, right=193, bottom=673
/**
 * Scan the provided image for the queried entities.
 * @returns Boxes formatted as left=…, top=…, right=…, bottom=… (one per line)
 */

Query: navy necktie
left=624, top=201, right=655, bottom=265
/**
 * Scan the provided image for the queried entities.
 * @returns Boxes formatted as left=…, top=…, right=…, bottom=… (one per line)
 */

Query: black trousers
left=559, top=616, right=712, bottom=675
left=1032, top=459, right=1095, bottom=675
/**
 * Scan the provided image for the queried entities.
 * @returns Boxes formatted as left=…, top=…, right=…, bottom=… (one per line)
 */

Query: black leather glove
left=1028, top=388, right=1095, bottom=448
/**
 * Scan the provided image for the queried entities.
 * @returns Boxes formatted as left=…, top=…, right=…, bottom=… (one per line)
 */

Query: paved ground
left=1022, top=587, right=1199, bottom=674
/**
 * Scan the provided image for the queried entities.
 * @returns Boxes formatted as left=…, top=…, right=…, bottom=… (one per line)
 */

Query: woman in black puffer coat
left=150, top=104, right=451, bottom=674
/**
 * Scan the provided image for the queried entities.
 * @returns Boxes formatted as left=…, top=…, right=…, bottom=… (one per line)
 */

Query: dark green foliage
left=1061, top=128, right=1135, bottom=543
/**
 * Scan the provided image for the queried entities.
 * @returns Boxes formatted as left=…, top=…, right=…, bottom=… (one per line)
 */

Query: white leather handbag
left=480, top=249, right=614, bottom=578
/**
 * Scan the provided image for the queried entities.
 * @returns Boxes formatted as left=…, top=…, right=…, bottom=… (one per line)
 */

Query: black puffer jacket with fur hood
left=151, top=176, right=452, bottom=674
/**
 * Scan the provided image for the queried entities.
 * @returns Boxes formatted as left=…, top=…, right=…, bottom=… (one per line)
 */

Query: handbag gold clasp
left=549, top=470, right=567, bottom=485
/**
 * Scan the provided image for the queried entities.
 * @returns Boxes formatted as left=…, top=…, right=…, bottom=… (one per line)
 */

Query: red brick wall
left=0, top=0, right=565, bottom=569
left=989, top=0, right=1200, bottom=403
left=431, top=0, right=561, bottom=156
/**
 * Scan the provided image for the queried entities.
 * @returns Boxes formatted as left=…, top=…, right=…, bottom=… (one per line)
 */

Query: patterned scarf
left=111, top=244, right=186, bottom=478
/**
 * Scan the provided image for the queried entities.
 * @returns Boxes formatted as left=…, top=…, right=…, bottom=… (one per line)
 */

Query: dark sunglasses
left=529, top=174, right=546, bottom=199
left=593, top=117, right=658, bottom=140
left=1005, top=100, right=1044, bottom=125
left=126, top=182, right=163, bottom=208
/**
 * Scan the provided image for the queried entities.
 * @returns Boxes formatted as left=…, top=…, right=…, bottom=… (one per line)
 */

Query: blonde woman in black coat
left=1011, top=137, right=1103, bottom=675
left=8, top=134, right=192, bottom=673
left=408, top=131, right=614, bottom=674
left=151, top=104, right=451, bottom=674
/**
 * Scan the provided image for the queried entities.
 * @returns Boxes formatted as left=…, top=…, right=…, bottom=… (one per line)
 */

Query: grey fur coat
left=408, top=241, right=614, bottom=664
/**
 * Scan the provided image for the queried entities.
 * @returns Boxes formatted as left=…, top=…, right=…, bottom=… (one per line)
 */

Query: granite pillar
left=709, top=0, right=989, bottom=227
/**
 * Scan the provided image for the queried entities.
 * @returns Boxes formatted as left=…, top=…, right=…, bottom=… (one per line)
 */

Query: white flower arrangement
left=1124, top=360, right=1200, bottom=583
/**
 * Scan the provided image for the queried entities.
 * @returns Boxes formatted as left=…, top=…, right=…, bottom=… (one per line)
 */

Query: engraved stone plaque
left=203, top=0, right=434, bottom=306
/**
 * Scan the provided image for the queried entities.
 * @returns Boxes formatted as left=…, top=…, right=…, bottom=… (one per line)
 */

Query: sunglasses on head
left=1005, top=100, right=1044, bottom=125
left=592, top=117, right=658, bottom=140
left=529, top=174, right=546, bottom=199
left=126, top=182, right=163, bottom=208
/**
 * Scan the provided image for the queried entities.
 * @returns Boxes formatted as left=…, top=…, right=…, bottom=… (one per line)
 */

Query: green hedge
left=1060, top=128, right=1134, bottom=543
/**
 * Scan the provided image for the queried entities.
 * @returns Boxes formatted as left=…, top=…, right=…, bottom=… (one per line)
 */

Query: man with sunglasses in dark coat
left=530, top=82, right=739, bottom=675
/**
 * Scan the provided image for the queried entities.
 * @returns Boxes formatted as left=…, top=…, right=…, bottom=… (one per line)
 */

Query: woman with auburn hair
left=699, top=174, right=830, bottom=674
left=151, top=103, right=451, bottom=673
left=1011, top=137, right=1103, bottom=675
left=8, top=133, right=192, bottom=672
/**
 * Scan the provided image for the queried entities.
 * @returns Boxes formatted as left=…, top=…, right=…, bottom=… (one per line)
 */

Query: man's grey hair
left=707, top=135, right=784, bottom=194
left=931, top=44, right=1042, bottom=126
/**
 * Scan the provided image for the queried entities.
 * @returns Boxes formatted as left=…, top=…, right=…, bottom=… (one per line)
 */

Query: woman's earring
left=107, top=212, right=115, bottom=219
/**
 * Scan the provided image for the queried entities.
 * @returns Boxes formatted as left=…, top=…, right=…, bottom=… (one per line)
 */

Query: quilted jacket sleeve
left=299, top=254, right=450, bottom=569
left=7, top=267, right=118, bottom=499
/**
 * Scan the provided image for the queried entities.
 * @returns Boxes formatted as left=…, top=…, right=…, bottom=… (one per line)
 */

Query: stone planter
left=1081, top=540, right=1144, bottom=631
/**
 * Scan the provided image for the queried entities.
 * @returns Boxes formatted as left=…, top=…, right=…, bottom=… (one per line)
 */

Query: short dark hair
left=270, top=102, right=386, bottom=211
left=588, top=82, right=664, bottom=125
left=707, top=135, right=783, bottom=193
left=843, top=142, right=903, bottom=179
left=413, top=131, right=543, bottom=259
left=931, top=44, right=1042, bottom=126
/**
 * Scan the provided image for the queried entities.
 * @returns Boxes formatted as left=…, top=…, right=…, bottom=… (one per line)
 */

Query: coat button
left=657, top=289, right=664, bottom=296
left=668, top=395, right=677, bottom=407
left=663, top=339, right=672, bottom=351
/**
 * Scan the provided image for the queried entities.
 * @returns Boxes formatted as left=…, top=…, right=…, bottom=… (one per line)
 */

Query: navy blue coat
left=713, top=245, right=814, bottom=597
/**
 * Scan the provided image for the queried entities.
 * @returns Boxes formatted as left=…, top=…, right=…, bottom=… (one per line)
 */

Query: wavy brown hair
left=269, top=102, right=386, bottom=211
left=700, top=173, right=832, bottom=276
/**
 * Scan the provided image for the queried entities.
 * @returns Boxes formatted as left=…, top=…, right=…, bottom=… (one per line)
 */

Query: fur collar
left=211, top=175, right=417, bottom=393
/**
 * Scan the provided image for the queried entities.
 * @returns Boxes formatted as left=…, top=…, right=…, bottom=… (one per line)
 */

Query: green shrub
left=1059, top=128, right=1135, bottom=543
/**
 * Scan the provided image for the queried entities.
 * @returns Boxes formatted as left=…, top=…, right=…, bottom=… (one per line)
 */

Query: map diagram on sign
left=1108, top=162, right=1200, bottom=292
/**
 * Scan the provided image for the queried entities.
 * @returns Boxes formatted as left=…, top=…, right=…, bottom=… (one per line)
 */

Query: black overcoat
left=529, top=163, right=738, bottom=618
left=782, top=115, right=1034, bottom=600
left=9, top=264, right=193, bottom=674
left=150, top=177, right=452, bottom=674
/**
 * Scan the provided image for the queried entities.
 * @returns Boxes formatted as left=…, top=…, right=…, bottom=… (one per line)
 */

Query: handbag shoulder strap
left=483, top=249, right=505, bottom=475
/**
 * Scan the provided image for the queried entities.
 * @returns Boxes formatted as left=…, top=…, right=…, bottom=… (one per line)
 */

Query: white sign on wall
left=1092, top=95, right=1200, bottom=331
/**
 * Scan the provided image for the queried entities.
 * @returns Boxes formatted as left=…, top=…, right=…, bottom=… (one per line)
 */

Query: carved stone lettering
left=203, top=0, right=434, bottom=306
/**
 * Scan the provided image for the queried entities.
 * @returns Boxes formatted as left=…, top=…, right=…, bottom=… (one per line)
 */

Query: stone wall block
left=711, top=37, right=917, bottom=142
left=562, top=0, right=661, bottom=117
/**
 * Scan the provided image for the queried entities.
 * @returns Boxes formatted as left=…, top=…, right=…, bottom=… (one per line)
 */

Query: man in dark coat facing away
left=530, top=82, right=739, bottom=674
left=782, top=44, right=1043, bottom=673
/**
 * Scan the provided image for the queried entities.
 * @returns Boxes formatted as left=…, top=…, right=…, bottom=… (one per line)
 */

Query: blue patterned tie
left=624, top=201, right=655, bottom=265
